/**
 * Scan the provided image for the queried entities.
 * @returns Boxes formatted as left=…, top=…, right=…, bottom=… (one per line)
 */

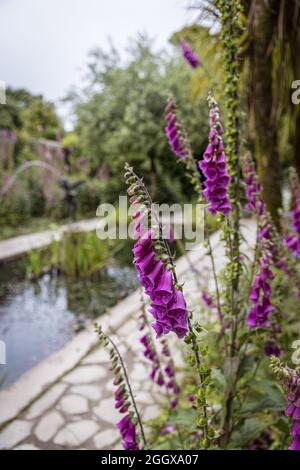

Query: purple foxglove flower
left=146, top=260, right=164, bottom=288
left=131, top=192, right=188, bottom=340
left=153, top=269, right=174, bottom=304
left=180, top=40, right=199, bottom=69
left=258, top=223, right=270, bottom=241
left=116, top=415, right=139, bottom=450
left=164, top=364, right=175, bottom=378
left=201, top=291, right=215, bottom=308
left=150, top=367, right=157, bottom=381
left=199, top=96, right=231, bottom=216
left=263, top=340, right=281, bottom=357
left=151, top=321, right=164, bottom=337
left=114, top=384, right=128, bottom=413
left=157, top=372, right=165, bottom=386
left=247, top=236, right=275, bottom=333
left=167, top=290, right=188, bottom=321
left=161, top=424, right=175, bottom=435
left=186, top=394, right=196, bottom=402
left=284, top=169, right=300, bottom=258
left=284, top=233, right=300, bottom=258
left=164, top=97, right=189, bottom=159
left=284, top=377, right=300, bottom=450
left=242, top=153, right=265, bottom=216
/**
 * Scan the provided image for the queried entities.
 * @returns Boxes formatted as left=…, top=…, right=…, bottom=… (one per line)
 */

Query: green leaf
left=255, top=380, right=286, bottom=408
left=211, top=368, right=226, bottom=390
left=240, top=395, right=285, bottom=416
left=169, top=408, right=197, bottom=432
left=230, top=417, right=272, bottom=448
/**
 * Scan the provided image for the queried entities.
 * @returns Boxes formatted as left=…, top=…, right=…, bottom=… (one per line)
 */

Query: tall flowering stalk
left=164, top=96, right=203, bottom=193
left=180, top=40, right=199, bottom=69
left=125, top=163, right=189, bottom=338
left=271, top=357, right=300, bottom=451
left=138, top=293, right=180, bottom=405
left=165, top=97, right=191, bottom=159
left=125, top=163, right=213, bottom=448
left=165, top=96, right=223, bottom=325
left=247, top=227, right=275, bottom=326
left=242, top=153, right=281, bottom=356
left=241, top=152, right=265, bottom=216
left=95, top=324, right=146, bottom=450
left=284, top=168, right=300, bottom=258
left=199, top=94, right=231, bottom=216
left=214, top=0, right=243, bottom=446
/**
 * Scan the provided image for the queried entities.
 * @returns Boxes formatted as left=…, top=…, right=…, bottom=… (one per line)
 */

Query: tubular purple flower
left=133, top=229, right=188, bottom=339
left=97, top=325, right=145, bottom=449
left=180, top=40, right=199, bottom=69
left=116, top=415, right=139, bottom=450
left=241, top=152, right=265, bottom=216
left=138, top=296, right=180, bottom=404
left=285, top=376, right=300, bottom=450
left=284, top=169, right=300, bottom=258
left=247, top=241, right=274, bottom=329
left=199, top=95, right=231, bottom=216
left=164, top=97, right=190, bottom=159
left=263, top=340, right=281, bottom=358
left=201, top=291, right=215, bottom=308
left=161, top=424, right=175, bottom=435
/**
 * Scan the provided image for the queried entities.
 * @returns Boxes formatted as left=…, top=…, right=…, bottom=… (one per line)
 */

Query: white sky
left=0, top=0, right=196, bottom=107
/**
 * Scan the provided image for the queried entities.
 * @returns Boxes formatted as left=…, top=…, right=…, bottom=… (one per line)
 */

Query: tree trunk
left=249, top=0, right=282, bottom=225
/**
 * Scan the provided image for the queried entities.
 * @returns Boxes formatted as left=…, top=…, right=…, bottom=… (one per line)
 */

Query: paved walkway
left=0, top=219, right=256, bottom=450
left=0, top=218, right=101, bottom=262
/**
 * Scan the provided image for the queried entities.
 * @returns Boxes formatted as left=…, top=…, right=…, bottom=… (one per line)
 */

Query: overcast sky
left=0, top=0, right=196, bottom=109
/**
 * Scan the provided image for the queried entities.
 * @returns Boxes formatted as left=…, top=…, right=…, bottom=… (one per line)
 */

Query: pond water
left=0, top=262, right=138, bottom=389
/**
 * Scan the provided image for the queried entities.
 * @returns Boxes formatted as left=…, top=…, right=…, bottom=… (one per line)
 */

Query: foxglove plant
left=125, top=163, right=214, bottom=448
left=247, top=214, right=282, bottom=357
left=165, top=97, right=190, bottom=159
left=164, top=96, right=203, bottom=198
left=164, top=96, right=223, bottom=327
left=271, top=357, right=300, bottom=450
left=180, top=40, right=199, bottom=69
left=241, top=152, right=265, bottom=216
left=285, top=377, right=300, bottom=450
left=242, top=153, right=297, bottom=353
left=247, top=224, right=274, bottom=329
left=95, top=324, right=146, bottom=450
left=125, top=164, right=189, bottom=339
left=284, top=168, right=300, bottom=258
left=199, top=94, right=231, bottom=217
left=138, top=294, right=180, bottom=402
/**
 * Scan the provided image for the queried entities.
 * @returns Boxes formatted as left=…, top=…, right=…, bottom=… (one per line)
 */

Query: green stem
left=108, top=335, right=147, bottom=448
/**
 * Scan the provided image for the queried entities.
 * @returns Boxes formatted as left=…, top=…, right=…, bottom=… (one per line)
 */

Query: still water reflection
left=0, top=264, right=137, bottom=389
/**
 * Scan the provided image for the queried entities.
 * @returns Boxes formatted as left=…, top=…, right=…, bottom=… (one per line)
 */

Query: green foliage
left=20, top=96, right=62, bottom=140
left=0, top=87, right=34, bottom=130
left=69, top=34, right=209, bottom=205
left=61, top=132, right=79, bottom=149
left=0, top=87, right=62, bottom=140
left=27, top=231, right=123, bottom=279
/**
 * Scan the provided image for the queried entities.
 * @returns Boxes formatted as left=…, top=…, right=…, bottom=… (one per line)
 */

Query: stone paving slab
left=0, top=219, right=256, bottom=450
left=0, top=217, right=102, bottom=262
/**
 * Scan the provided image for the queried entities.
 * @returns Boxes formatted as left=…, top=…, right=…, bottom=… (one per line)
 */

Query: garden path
left=0, top=218, right=101, bottom=262
left=0, top=219, right=256, bottom=450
